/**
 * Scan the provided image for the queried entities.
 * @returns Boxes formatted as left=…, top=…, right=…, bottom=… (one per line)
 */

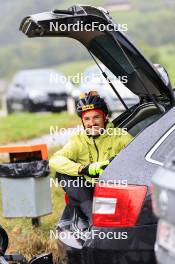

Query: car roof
left=12, top=68, right=64, bottom=84
left=16, top=68, right=60, bottom=76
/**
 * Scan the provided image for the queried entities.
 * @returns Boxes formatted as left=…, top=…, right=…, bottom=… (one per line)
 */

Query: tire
left=0, top=225, right=8, bottom=253
left=6, top=101, right=14, bottom=114
left=23, top=99, right=35, bottom=112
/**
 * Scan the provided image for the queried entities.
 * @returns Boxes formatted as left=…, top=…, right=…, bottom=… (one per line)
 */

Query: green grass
left=110, top=1, right=175, bottom=23
left=0, top=112, right=81, bottom=145
left=57, top=0, right=105, bottom=9
left=157, top=45, right=175, bottom=87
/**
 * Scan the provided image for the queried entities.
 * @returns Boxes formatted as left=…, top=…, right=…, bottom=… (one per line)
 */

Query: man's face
left=82, top=110, right=106, bottom=136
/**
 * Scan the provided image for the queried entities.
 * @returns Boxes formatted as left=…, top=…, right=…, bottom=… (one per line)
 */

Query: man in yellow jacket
left=49, top=91, right=133, bottom=224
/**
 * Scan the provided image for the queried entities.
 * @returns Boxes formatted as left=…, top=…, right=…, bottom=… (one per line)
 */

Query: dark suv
left=20, top=5, right=175, bottom=264
left=6, top=69, right=69, bottom=113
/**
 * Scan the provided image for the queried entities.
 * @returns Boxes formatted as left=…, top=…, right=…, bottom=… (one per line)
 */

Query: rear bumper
left=65, top=249, right=156, bottom=264
left=84, top=225, right=157, bottom=251
left=57, top=224, right=157, bottom=264
left=27, top=99, right=67, bottom=112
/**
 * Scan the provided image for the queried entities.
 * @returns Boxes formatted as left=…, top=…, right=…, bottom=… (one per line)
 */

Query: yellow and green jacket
left=49, top=122, right=133, bottom=182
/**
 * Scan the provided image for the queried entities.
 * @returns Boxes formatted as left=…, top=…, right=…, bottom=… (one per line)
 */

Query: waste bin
left=0, top=144, right=52, bottom=218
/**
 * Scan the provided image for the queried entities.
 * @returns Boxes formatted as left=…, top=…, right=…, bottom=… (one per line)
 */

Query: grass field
left=157, top=45, right=175, bottom=87
left=0, top=112, right=81, bottom=145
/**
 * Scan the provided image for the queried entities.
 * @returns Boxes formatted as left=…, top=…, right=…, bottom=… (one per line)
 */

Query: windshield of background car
left=21, top=71, right=66, bottom=88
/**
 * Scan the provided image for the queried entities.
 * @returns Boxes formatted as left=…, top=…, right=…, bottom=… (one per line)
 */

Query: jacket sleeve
left=49, top=135, right=82, bottom=176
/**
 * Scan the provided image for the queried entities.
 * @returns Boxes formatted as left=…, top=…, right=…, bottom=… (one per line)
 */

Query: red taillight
left=65, top=193, right=69, bottom=204
left=92, top=183, right=147, bottom=227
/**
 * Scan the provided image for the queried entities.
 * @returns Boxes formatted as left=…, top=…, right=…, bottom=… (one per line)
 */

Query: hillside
left=0, top=0, right=174, bottom=79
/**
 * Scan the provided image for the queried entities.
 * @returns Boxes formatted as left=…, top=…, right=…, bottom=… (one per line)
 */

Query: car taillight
left=65, top=193, right=69, bottom=204
left=92, top=183, right=147, bottom=227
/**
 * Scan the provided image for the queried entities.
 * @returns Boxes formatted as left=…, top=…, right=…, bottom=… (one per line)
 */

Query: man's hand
left=80, top=160, right=110, bottom=177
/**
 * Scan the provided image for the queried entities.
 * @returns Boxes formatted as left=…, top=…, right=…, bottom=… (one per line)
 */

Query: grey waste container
left=152, top=154, right=175, bottom=264
left=0, top=144, right=52, bottom=218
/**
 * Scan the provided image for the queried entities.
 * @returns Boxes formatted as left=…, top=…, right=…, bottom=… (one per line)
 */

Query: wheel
left=23, top=99, right=34, bottom=112
left=0, top=225, right=8, bottom=254
left=6, top=101, right=14, bottom=114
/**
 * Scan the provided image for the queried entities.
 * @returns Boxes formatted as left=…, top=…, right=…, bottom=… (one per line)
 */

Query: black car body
left=20, top=5, right=175, bottom=264
left=6, top=69, right=69, bottom=113
left=152, top=150, right=175, bottom=264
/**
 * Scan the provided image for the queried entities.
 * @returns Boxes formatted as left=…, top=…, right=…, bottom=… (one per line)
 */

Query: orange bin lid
left=0, top=144, right=48, bottom=160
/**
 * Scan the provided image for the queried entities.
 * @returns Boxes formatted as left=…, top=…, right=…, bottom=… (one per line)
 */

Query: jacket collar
left=82, top=121, right=114, bottom=144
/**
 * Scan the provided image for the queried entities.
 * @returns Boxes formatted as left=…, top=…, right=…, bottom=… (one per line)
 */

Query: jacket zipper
left=93, top=138, right=99, bottom=162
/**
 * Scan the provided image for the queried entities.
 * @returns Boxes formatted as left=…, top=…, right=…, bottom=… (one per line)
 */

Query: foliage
left=0, top=0, right=174, bottom=79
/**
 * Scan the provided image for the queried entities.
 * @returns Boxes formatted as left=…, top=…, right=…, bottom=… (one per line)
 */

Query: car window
left=145, top=125, right=175, bottom=166
left=12, top=73, right=23, bottom=86
left=24, top=72, right=50, bottom=86
left=13, top=71, right=63, bottom=89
